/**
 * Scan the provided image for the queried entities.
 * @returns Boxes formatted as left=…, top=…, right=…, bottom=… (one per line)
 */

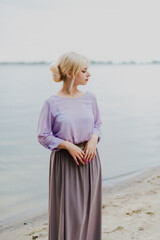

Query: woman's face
left=74, top=65, right=91, bottom=86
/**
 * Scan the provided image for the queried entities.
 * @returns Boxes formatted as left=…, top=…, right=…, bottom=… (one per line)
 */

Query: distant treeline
left=0, top=60, right=160, bottom=65
left=90, top=60, right=160, bottom=65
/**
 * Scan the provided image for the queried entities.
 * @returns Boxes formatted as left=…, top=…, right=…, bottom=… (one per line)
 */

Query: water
left=0, top=64, right=160, bottom=225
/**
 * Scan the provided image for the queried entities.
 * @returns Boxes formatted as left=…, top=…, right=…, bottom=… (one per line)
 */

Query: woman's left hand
left=83, top=134, right=98, bottom=163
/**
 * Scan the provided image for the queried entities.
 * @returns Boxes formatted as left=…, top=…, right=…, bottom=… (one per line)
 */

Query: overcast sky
left=0, top=0, right=160, bottom=62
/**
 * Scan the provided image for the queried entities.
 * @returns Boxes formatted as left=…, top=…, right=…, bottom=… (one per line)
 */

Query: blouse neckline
left=53, top=91, right=88, bottom=99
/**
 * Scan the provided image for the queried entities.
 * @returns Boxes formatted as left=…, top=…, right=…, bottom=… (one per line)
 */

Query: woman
left=37, top=51, right=102, bottom=240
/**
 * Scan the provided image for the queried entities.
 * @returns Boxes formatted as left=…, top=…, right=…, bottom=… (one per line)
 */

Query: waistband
left=75, top=141, right=87, bottom=150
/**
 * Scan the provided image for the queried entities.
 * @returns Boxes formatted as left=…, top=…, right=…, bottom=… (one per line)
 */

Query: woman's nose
left=87, top=72, right=91, bottom=77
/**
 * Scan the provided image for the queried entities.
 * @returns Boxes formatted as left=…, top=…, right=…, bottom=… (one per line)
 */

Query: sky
left=0, top=0, right=160, bottom=62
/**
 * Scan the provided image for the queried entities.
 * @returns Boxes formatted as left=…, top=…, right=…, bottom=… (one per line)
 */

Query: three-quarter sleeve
left=92, top=95, right=102, bottom=143
left=37, top=101, right=64, bottom=151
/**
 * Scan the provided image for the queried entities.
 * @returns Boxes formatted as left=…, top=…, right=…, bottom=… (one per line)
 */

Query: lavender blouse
left=37, top=91, right=102, bottom=151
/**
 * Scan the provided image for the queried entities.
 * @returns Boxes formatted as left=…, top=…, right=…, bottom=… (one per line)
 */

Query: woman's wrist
left=90, top=134, right=98, bottom=143
left=57, top=140, right=73, bottom=150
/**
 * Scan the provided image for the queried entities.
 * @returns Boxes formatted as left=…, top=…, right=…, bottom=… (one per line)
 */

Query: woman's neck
left=60, top=82, right=80, bottom=97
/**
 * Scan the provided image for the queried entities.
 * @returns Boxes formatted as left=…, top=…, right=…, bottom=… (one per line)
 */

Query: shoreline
left=1, top=165, right=160, bottom=239
left=0, top=166, right=147, bottom=226
left=0, top=166, right=151, bottom=226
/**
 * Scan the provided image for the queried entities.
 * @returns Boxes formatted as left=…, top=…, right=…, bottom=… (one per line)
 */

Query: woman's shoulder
left=87, top=91, right=97, bottom=99
left=43, top=94, right=57, bottom=106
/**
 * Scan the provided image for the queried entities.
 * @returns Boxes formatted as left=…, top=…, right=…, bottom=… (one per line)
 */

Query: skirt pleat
left=48, top=146, right=102, bottom=240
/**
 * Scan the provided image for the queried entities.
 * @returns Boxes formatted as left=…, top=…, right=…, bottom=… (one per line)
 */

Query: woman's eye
left=82, top=70, right=86, bottom=73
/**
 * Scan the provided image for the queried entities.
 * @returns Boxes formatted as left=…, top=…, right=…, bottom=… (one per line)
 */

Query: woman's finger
left=78, top=157, right=85, bottom=165
left=89, top=152, right=94, bottom=162
left=84, top=150, right=90, bottom=162
left=73, top=157, right=79, bottom=166
left=86, top=149, right=93, bottom=162
left=91, top=150, right=96, bottom=161
left=77, top=153, right=85, bottom=165
left=81, top=150, right=85, bottom=156
left=92, top=152, right=96, bottom=160
left=79, top=150, right=85, bottom=159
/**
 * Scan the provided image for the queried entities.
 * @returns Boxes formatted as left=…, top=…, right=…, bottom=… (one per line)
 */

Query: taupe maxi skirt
left=48, top=141, right=102, bottom=240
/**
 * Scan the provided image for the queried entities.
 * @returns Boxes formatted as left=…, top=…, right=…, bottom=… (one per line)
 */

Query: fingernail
left=92, top=158, right=94, bottom=160
left=77, top=163, right=79, bottom=166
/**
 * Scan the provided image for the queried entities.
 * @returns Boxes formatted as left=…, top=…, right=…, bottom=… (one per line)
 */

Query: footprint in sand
left=43, top=222, right=48, bottom=225
left=136, top=180, right=143, bottom=183
left=138, top=226, right=144, bottom=231
left=112, top=225, right=124, bottom=232
left=145, top=190, right=157, bottom=195
left=102, top=204, right=107, bottom=209
left=103, top=225, right=124, bottom=234
left=112, top=204, right=119, bottom=207
left=145, top=211, right=154, bottom=215
left=126, top=209, right=154, bottom=216
left=126, top=209, right=142, bottom=216
left=32, top=236, right=38, bottom=240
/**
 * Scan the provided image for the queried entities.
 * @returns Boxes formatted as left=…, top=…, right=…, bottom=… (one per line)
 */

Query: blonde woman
left=37, top=51, right=102, bottom=240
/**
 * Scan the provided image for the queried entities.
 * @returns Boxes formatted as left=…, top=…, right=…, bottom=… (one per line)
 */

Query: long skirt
left=48, top=141, right=102, bottom=240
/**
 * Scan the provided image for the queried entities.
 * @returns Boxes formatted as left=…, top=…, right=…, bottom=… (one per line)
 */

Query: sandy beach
left=1, top=165, right=160, bottom=240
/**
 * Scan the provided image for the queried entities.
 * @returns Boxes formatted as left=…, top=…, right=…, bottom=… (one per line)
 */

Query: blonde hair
left=49, top=51, right=89, bottom=92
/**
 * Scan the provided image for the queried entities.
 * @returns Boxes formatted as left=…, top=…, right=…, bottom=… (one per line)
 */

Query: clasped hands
left=69, top=134, right=98, bottom=166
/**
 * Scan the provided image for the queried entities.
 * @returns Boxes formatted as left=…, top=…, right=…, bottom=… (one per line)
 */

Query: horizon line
left=0, top=60, right=160, bottom=65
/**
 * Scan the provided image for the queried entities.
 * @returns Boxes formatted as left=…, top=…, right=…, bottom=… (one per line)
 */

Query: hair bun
left=49, top=62, right=62, bottom=82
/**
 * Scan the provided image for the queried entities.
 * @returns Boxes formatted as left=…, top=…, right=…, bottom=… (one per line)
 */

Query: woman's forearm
left=57, top=140, right=73, bottom=150
left=57, top=135, right=98, bottom=151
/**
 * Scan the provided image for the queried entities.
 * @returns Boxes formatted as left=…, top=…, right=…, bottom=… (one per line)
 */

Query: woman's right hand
left=67, top=143, right=86, bottom=166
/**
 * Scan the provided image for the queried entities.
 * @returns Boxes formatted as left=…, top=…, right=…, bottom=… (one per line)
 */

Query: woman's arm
left=37, top=101, right=65, bottom=151
left=83, top=94, right=102, bottom=162
left=91, top=94, right=102, bottom=143
left=56, top=140, right=73, bottom=150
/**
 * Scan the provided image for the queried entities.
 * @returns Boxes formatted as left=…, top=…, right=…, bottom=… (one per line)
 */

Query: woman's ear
left=66, top=70, right=73, bottom=79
